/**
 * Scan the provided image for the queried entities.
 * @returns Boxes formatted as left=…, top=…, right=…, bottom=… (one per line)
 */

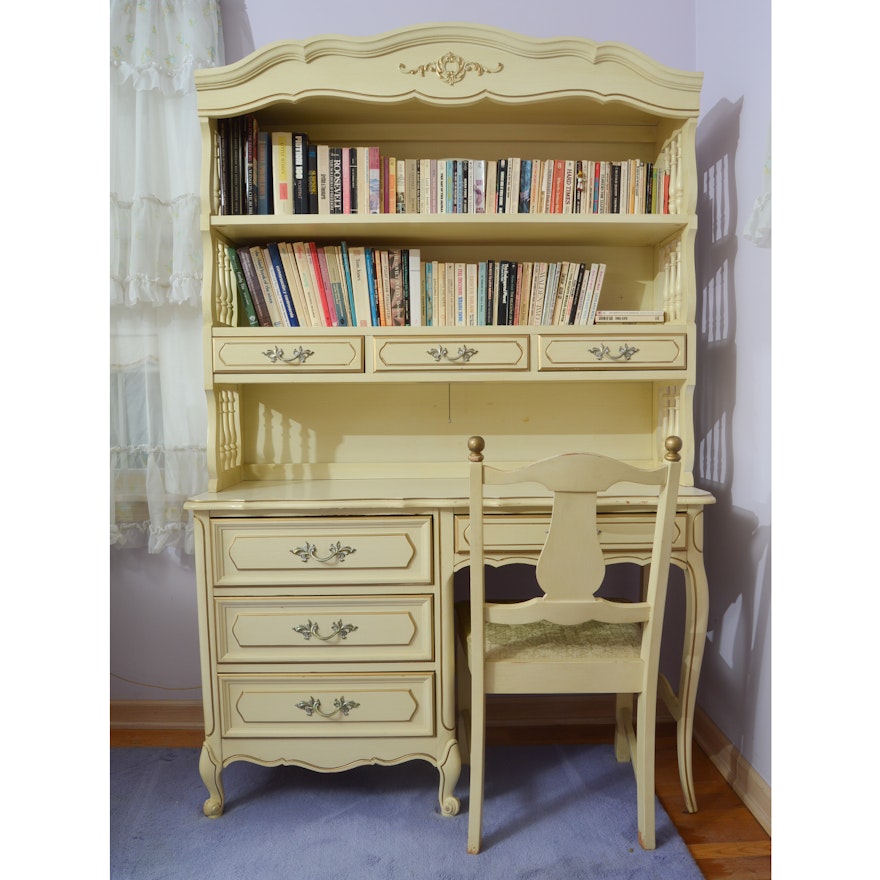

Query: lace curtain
left=110, top=0, right=224, bottom=553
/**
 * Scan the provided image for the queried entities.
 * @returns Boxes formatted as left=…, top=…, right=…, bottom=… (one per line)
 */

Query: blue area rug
left=110, top=744, right=703, bottom=879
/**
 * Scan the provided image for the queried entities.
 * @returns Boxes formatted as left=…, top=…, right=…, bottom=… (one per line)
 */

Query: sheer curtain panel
left=110, top=0, right=224, bottom=553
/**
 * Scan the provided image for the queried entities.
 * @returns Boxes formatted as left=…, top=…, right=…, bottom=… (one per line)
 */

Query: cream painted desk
left=188, top=477, right=713, bottom=818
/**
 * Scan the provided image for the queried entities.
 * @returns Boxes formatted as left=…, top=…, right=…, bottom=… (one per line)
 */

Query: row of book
left=225, top=241, right=630, bottom=329
left=217, top=116, right=672, bottom=218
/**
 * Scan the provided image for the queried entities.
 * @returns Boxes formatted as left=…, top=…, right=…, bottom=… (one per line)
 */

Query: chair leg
left=455, top=633, right=472, bottom=765
left=467, top=690, right=486, bottom=854
left=635, top=692, right=657, bottom=850
left=614, top=693, right=633, bottom=761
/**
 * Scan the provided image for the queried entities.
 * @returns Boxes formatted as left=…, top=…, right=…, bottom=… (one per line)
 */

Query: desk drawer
left=373, top=334, right=528, bottom=371
left=212, top=516, right=433, bottom=587
left=219, top=673, right=435, bottom=738
left=538, top=333, right=686, bottom=370
left=215, top=595, right=434, bottom=663
left=213, top=335, right=363, bottom=373
left=454, top=513, right=686, bottom=552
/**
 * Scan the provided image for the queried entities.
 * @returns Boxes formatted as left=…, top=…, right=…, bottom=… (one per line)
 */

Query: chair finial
left=468, top=436, right=485, bottom=462
left=664, top=435, right=682, bottom=462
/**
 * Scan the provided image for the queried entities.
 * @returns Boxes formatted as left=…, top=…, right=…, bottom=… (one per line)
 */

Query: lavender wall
left=110, top=0, right=772, bottom=789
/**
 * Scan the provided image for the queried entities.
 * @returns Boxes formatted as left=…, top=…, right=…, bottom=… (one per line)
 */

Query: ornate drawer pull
left=293, top=619, right=359, bottom=641
left=263, top=345, right=315, bottom=364
left=588, top=343, right=640, bottom=361
left=427, top=344, right=478, bottom=363
left=295, top=696, right=360, bottom=718
left=290, top=541, right=357, bottom=563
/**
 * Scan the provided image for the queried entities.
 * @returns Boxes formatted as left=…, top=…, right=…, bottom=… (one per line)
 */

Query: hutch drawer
left=219, top=672, right=435, bottom=738
left=538, top=333, right=686, bottom=370
left=212, top=335, right=364, bottom=372
left=215, top=595, right=434, bottom=663
left=373, top=334, right=529, bottom=371
left=454, top=513, right=687, bottom=553
left=211, top=516, right=434, bottom=587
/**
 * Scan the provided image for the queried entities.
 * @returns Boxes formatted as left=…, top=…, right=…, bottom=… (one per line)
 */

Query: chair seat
left=457, top=602, right=641, bottom=663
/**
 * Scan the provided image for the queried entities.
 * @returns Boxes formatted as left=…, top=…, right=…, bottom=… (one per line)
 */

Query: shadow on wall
left=693, top=97, right=771, bottom=754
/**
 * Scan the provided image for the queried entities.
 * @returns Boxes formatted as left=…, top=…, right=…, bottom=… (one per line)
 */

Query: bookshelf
left=187, top=24, right=709, bottom=820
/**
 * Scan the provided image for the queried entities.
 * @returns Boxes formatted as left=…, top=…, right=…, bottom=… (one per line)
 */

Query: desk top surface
left=186, top=478, right=715, bottom=513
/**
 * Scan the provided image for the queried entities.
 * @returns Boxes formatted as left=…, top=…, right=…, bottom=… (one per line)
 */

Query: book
left=249, top=245, right=284, bottom=326
left=341, top=147, right=352, bottom=214
left=378, top=249, right=393, bottom=325
left=306, top=142, right=318, bottom=213
left=225, top=246, right=260, bottom=327
left=518, top=159, right=532, bottom=213
left=312, top=243, right=341, bottom=325
left=408, top=248, right=422, bottom=326
left=323, top=245, right=350, bottom=326
left=271, top=131, right=294, bottom=214
left=329, top=147, right=344, bottom=214
left=368, top=147, right=381, bottom=214
left=346, top=245, right=373, bottom=326
left=339, top=241, right=357, bottom=325
left=278, top=242, right=313, bottom=327
left=485, top=160, right=497, bottom=214
left=585, top=262, right=607, bottom=324
left=363, top=247, right=380, bottom=326
left=292, top=133, right=309, bottom=213
left=266, top=242, right=300, bottom=326
left=235, top=247, right=272, bottom=327
left=292, top=241, right=329, bottom=326
left=387, top=249, right=406, bottom=326
left=496, top=159, right=508, bottom=214
left=317, top=144, right=331, bottom=214
left=595, top=310, right=665, bottom=323
left=255, top=130, right=273, bottom=214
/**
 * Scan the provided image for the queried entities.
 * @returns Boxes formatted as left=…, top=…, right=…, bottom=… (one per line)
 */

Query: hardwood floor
left=111, top=706, right=771, bottom=880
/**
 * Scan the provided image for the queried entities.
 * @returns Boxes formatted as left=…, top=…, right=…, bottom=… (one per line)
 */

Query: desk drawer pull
left=427, top=343, right=478, bottom=363
left=292, top=619, right=359, bottom=642
left=295, top=696, right=360, bottom=718
left=290, top=541, right=357, bottom=564
left=262, top=344, right=315, bottom=364
left=588, top=343, right=640, bottom=361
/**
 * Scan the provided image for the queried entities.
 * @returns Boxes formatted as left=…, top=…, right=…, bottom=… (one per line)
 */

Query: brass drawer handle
left=263, top=345, right=315, bottom=364
left=588, top=343, right=640, bottom=361
left=295, top=696, right=360, bottom=718
left=293, top=619, right=359, bottom=641
left=427, top=344, right=478, bottom=363
left=291, top=541, right=357, bottom=563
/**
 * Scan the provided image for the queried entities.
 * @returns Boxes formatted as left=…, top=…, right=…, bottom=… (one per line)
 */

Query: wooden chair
left=457, top=434, right=682, bottom=854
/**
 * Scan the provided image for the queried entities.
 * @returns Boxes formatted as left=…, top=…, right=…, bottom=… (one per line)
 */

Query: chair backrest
left=467, top=435, right=682, bottom=632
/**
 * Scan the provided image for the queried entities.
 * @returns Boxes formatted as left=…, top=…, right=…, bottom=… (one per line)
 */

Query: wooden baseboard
left=111, top=700, right=204, bottom=729
left=692, top=706, right=771, bottom=836
left=109, top=696, right=770, bottom=835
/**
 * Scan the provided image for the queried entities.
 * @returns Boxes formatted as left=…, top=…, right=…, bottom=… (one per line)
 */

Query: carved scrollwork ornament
left=399, top=51, right=503, bottom=86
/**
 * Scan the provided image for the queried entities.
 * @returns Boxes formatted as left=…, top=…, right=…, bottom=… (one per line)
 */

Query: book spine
left=408, top=248, right=422, bottom=327
left=368, top=147, right=381, bottom=214
left=307, top=142, right=318, bottom=213
left=313, top=244, right=342, bottom=326
left=271, top=131, right=293, bottom=214
left=225, top=246, right=260, bottom=327
left=267, top=242, right=299, bottom=326
left=339, top=242, right=357, bottom=326
left=293, top=133, right=308, bottom=214
left=249, top=246, right=284, bottom=326
left=329, top=147, right=344, bottom=214
left=364, top=248, right=380, bottom=326
left=256, top=130, right=272, bottom=214
left=586, top=263, right=607, bottom=324
left=235, top=247, right=272, bottom=327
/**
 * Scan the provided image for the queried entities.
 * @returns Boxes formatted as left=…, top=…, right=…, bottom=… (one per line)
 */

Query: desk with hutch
left=186, top=24, right=710, bottom=820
